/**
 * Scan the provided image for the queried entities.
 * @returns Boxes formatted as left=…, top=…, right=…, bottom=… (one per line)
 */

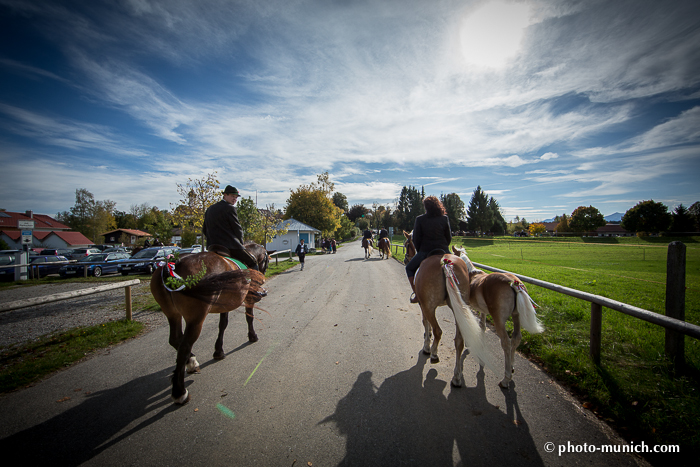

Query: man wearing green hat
left=203, top=185, right=259, bottom=270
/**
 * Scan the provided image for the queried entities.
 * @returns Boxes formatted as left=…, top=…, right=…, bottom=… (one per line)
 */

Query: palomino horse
left=411, top=250, right=496, bottom=388
left=362, top=237, right=373, bottom=259
left=378, top=237, right=391, bottom=259
left=402, top=230, right=416, bottom=265
left=151, top=249, right=267, bottom=404
left=452, top=246, right=544, bottom=387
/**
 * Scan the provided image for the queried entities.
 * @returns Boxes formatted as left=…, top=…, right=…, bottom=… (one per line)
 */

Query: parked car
left=0, top=254, right=17, bottom=281
left=102, top=247, right=128, bottom=253
left=27, top=255, right=71, bottom=278
left=178, top=245, right=202, bottom=254
left=40, top=248, right=75, bottom=257
left=69, top=248, right=101, bottom=260
left=59, top=252, right=131, bottom=278
left=119, top=247, right=178, bottom=275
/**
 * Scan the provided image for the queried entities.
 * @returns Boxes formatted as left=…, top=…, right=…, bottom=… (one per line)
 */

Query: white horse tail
left=511, top=281, right=544, bottom=334
left=442, top=259, right=497, bottom=372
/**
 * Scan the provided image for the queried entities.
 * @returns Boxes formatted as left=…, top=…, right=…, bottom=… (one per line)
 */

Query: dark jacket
left=412, top=214, right=451, bottom=254
left=295, top=243, right=308, bottom=255
left=203, top=199, right=245, bottom=251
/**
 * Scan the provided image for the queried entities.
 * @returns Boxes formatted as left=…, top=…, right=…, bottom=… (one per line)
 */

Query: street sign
left=21, top=230, right=33, bottom=245
left=18, top=220, right=35, bottom=229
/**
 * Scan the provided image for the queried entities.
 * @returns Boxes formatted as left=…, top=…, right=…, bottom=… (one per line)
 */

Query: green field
left=394, top=235, right=700, bottom=457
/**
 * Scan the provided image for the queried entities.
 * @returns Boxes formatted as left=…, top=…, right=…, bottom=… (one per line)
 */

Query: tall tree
left=171, top=172, right=221, bottom=241
left=441, top=193, right=465, bottom=232
left=237, top=196, right=263, bottom=241
left=556, top=214, right=572, bottom=233
left=284, top=174, right=342, bottom=237
left=689, top=201, right=700, bottom=231
left=57, top=189, right=117, bottom=242
left=332, top=192, right=348, bottom=212
left=569, top=205, right=606, bottom=234
left=488, top=197, right=507, bottom=234
left=466, top=186, right=493, bottom=234
left=621, top=200, right=671, bottom=234
left=347, top=204, right=368, bottom=223
left=670, top=204, right=695, bottom=233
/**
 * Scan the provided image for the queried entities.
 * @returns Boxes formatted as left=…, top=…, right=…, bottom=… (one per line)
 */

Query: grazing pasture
left=453, top=236, right=700, bottom=454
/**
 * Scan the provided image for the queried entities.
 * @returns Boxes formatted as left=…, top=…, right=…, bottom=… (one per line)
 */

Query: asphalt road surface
left=0, top=241, right=651, bottom=466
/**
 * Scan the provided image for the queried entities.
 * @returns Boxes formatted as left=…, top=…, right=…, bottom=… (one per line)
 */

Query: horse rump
left=181, top=269, right=267, bottom=308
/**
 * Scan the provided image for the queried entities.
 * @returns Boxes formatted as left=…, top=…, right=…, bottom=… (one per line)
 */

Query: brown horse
left=378, top=237, right=391, bottom=259
left=151, top=248, right=267, bottom=404
left=402, top=230, right=416, bottom=264
left=361, top=237, right=373, bottom=259
left=411, top=250, right=496, bottom=388
left=452, top=246, right=544, bottom=387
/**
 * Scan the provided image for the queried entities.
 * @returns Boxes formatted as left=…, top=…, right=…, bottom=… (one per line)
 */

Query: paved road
left=0, top=242, right=649, bottom=466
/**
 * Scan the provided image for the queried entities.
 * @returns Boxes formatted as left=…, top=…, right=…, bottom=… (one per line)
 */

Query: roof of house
left=596, top=224, right=629, bottom=233
left=48, top=231, right=94, bottom=246
left=0, top=211, right=70, bottom=231
left=101, top=229, right=152, bottom=237
left=277, top=218, right=321, bottom=233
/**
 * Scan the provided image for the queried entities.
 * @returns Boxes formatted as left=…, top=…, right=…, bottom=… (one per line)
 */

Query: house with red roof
left=101, top=229, right=152, bottom=245
left=0, top=210, right=92, bottom=249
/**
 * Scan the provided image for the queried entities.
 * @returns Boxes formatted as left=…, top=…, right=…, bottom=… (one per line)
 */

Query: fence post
left=665, top=241, right=686, bottom=370
left=590, top=302, right=602, bottom=365
left=125, top=285, right=133, bottom=320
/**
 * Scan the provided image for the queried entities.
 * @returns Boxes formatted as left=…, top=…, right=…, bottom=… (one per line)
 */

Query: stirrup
left=410, top=292, right=419, bottom=304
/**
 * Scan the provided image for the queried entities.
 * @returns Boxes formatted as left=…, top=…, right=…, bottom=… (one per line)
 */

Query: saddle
left=208, top=244, right=249, bottom=270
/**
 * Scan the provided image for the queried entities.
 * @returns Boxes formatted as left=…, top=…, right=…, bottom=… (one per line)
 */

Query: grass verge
left=0, top=319, right=144, bottom=394
left=455, top=236, right=699, bottom=460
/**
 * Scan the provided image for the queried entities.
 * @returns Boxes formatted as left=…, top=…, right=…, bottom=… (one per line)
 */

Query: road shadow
left=321, top=353, right=543, bottom=466
left=0, top=368, right=179, bottom=464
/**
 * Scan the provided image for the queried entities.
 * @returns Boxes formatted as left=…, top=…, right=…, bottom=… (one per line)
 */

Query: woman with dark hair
left=405, top=195, right=452, bottom=303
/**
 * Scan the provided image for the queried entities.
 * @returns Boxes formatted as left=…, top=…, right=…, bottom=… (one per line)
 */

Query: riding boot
left=408, top=276, right=420, bottom=304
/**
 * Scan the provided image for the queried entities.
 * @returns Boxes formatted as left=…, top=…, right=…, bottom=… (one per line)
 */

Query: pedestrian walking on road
left=295, top=238, right=309, bottom=270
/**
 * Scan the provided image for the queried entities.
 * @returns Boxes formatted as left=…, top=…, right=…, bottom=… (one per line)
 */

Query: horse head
left=451, top=245, right=481, bottom=275
left=403, top=230, right=416, bottom=264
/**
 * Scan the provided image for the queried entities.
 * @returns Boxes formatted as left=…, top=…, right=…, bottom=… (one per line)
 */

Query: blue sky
left=1, top=0, right=699, bottom=223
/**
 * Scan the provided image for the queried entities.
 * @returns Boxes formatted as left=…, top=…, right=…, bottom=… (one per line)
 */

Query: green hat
left=223, top=185, right=240, bottom=195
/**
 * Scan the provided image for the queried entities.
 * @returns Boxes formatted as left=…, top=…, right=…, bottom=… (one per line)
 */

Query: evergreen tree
left=467, top=186, right=493, bottom=234
left=670, top=204, right=695, bottom=233
left=488, top=197, right=507, bottom=234
left=441, top=193, right=465, bottom=232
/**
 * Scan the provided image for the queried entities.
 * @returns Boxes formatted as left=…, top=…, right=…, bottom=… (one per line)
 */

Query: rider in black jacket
left=405, top=196, right=452, bottom=303
left=203, top=185, right=259, bottom=270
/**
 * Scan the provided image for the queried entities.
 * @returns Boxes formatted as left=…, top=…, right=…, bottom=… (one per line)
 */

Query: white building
left=266, top=218, right=321, bottom=252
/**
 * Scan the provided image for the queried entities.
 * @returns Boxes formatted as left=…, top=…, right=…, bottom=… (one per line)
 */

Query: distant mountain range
left=541, top=212, right=623, bottom=223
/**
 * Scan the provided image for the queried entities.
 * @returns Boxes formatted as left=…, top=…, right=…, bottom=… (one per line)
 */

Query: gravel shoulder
left=0, top=279, right=166, bottom=348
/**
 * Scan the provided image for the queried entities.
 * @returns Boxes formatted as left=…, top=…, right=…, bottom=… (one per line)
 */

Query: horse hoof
left=172, top=390, right=190, bottom=405
left=186, top=356, right=200, bottom=374
left=248, top=334, right=259, bottom=343
left=430, top=356, right=440, bottom=364
left=213, top=351, right=226, bottom=360
left=499, top=379, right=511, bottom=389
left=451, top=377, right=463, bottom=388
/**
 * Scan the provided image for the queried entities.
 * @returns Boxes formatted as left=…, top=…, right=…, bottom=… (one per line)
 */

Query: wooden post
left=590, top=302, right=602, bottom=366
left=665, top=241, right=686, bottom=370
left=84, top=265, right=88, bottom=278
left=125, top=285, right=133, bottom=320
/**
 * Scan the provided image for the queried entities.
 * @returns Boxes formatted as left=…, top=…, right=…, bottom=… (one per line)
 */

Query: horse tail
left=179, top=269, right=266, bottom=307
left=442, top=257, right=497, bottom=372
left=511, top=281, right=544, bottom=334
